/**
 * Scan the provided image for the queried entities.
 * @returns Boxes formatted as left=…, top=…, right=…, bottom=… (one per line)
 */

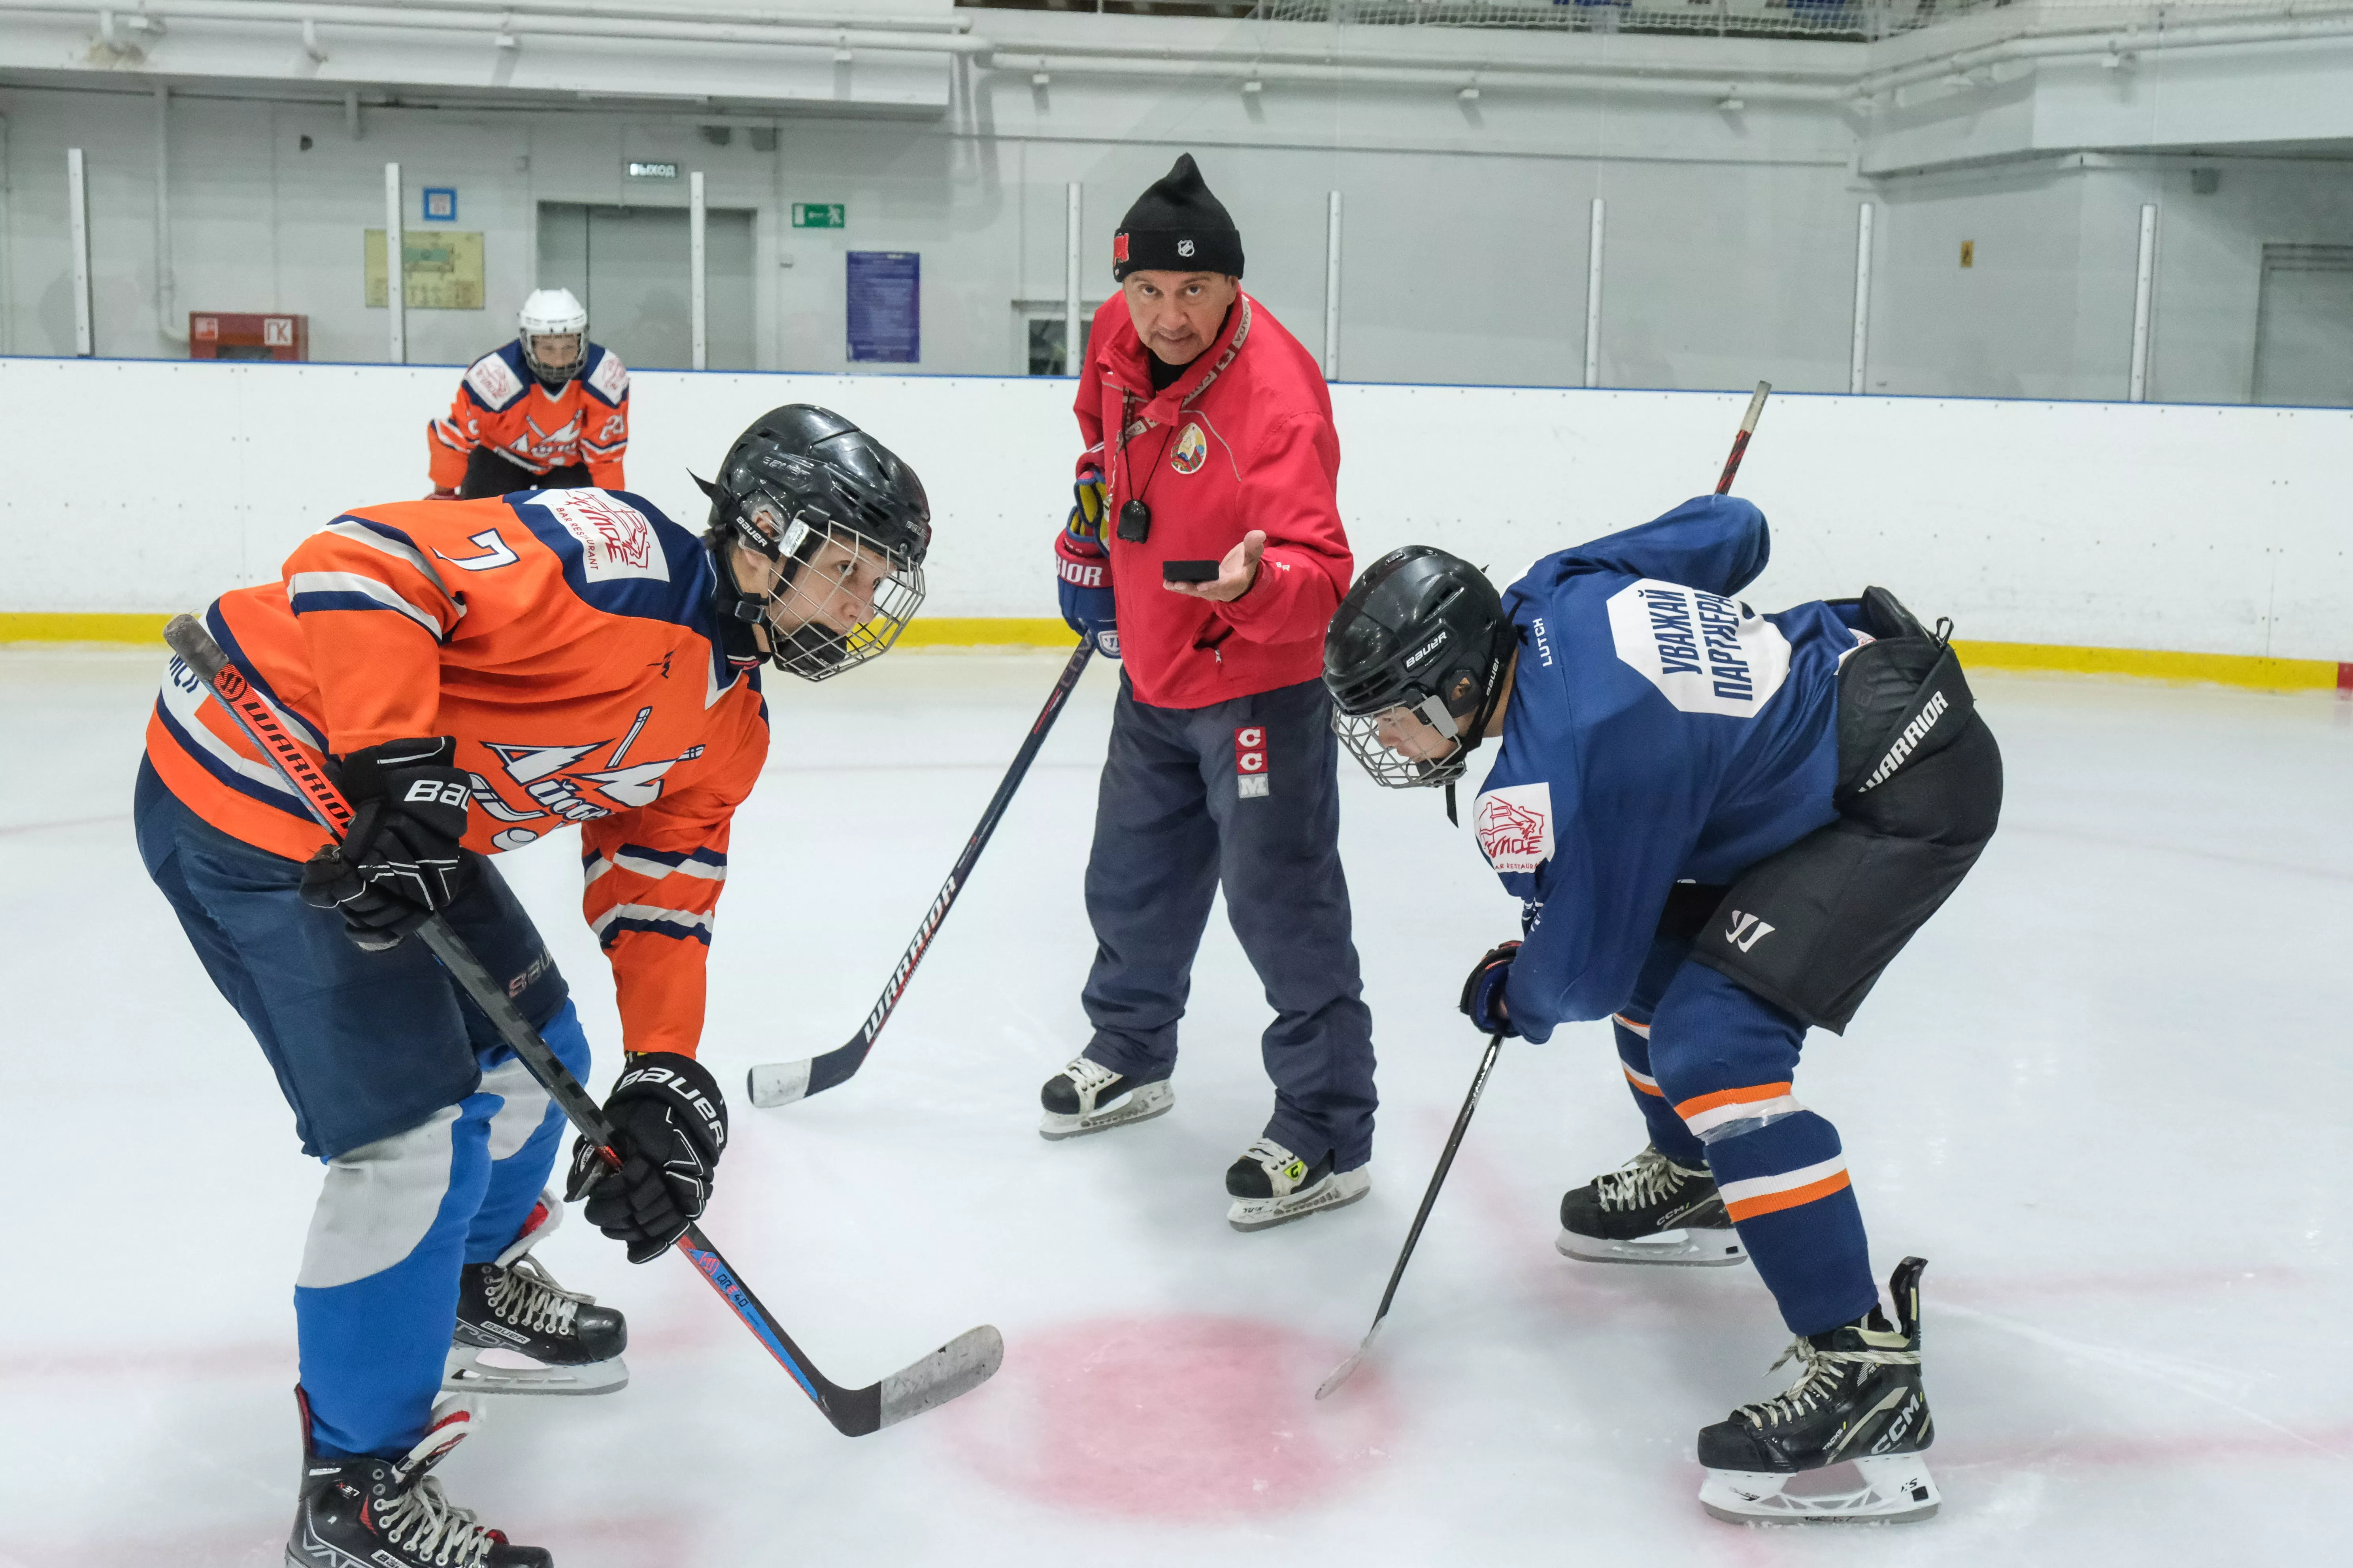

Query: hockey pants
left=1080, top=673, right=1377, bottom=1171
left=136, top=760, right=587, bottom=1458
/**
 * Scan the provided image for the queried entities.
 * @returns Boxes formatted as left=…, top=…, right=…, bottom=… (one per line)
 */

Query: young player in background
left=137, top=406, right=930, bottom=1566
left=1322, top=495, right=2000, bottom=1523
left=1045, top=154, right=1376, bottom=1232
left=427, top=288, right=629, bottom=500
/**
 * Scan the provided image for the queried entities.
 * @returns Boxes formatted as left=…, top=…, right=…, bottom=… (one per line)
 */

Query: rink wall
left=2, top=358, right=2347, bottom=684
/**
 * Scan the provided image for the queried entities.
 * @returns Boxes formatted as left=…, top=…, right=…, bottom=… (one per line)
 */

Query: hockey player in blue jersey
left=1322, top=493, right=2000, bottom=1524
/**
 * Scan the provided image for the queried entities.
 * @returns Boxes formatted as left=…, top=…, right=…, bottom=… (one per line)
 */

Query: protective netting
left=974, top=0, right=2353, bottom=45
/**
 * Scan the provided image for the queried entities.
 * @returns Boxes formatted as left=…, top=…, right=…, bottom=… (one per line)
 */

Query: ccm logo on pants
left=1235, top=727, right=1270, bottom=799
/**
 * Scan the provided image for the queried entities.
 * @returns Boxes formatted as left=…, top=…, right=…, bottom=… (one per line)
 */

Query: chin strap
left=1445, top=781, right=1458, bottom=828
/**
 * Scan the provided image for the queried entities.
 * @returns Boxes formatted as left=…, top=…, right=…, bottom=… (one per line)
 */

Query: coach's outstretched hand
left=1458, top=941, right=1523, bottom=1037
left=568, top=1052, right=729, bottom=1263
left=298, top=735, right=476, bottom=951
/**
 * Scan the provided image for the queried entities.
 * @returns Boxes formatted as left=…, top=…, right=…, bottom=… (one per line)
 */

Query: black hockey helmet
left=1323, top=546, right=1517, bottom=789
left=697, top=404, right=931, bottom=681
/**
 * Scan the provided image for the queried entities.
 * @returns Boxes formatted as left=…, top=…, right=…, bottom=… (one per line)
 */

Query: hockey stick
left=746, top=636, right=1097, bottom=1108
left=161, top=613, right=1002, bottom=1438
left=1715, top=381, right=1772, bottom=496
left=1316, top=1029, right=1505, bottom=1400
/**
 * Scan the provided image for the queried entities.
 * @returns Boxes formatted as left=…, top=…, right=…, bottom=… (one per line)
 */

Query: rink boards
left=0, top=356, right=2346, bottom=667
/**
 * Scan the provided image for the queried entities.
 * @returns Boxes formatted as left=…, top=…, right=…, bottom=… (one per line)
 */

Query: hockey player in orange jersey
left=427, top=288, right=630, bottom=499
left=137, top=406, right=930, bottom=1568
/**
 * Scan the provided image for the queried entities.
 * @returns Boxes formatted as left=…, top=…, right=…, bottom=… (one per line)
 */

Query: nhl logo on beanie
left=1114, top=154, right=1245, bottom=281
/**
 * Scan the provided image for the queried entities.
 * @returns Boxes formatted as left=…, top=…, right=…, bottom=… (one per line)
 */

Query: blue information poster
left=847, top=251, right=920, bottom=363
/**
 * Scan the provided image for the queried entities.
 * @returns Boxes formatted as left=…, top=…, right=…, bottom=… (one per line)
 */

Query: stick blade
left=747, top=1036, right=874, bottom=1108
left=877, top=1325, right=1004, bottom=1430
left=1315, top=1320, right=1383, bottom=1401
left=746, top=1057, right=813, bottom=1108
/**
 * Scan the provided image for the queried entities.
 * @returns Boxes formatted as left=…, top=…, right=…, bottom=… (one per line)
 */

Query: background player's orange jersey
left=145, top=489, right=766, bottom=1060
left=428, top=341, right=630, bottom=492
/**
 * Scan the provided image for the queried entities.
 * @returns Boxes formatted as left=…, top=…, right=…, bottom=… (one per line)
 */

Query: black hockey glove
left=298, top=736, right=477, bottom=952
left=566, top=1052, right=728, bottom=1264
left=1459, top=941, right=1523, bottom=1037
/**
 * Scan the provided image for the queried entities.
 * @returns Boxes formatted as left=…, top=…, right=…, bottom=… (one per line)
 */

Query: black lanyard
left=1115, top=402, right=1180, bottom=543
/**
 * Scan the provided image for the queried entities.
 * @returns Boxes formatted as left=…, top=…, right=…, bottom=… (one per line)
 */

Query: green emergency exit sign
left=792, top=203, right=846, bottom=229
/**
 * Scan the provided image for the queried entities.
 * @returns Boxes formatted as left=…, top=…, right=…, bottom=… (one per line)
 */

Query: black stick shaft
left=762, top=637, right=1094, bottom=1103
left=160, top=613, right=883, bottom=1433
left=1715, top=381, right=1772, bottom=496
left=1368, top=1030, right=1505, bottom=1328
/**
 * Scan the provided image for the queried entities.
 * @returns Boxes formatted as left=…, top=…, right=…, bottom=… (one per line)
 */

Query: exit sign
left=627, top=161, right=679, bottom=181
left=792, top=203, right=846, bottom=229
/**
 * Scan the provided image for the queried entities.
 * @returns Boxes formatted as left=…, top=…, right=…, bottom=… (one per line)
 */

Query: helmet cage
left=719, top=480, right=926, bottom=682
left=520, top=331, right=585, bottom=385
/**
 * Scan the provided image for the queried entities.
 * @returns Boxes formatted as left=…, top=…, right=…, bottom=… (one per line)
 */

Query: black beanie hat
left=1113, top=154, right=1245, bottom=281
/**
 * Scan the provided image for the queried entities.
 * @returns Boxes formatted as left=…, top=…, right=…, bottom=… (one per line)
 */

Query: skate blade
left=442, top=1345, right=629, bottom=1398
left=1555, top=1225, right=1748, bottom=1267
left=1038, top=1080, right=1174, bottom=1141
left=1698, top=1454, right=1940, bottom=1525
left=1228, top=1167, right=1371, bottom=1233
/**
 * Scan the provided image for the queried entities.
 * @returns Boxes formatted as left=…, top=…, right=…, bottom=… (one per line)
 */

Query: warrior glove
left=567, top=1053, right=728, bottom=1264
left=298, top=736, right=476, bottom=952
left=1459, top=940, right=1523, bottom=1037
left=1056, top=469, right=1119, bottom=658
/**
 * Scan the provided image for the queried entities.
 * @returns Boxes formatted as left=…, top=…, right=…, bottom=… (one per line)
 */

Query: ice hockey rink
left=3, top=645, right=2345, bottom=1566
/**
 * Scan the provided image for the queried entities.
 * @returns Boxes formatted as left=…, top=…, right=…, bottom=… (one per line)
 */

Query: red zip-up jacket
left=1074, top=291, right=1353, bottom=709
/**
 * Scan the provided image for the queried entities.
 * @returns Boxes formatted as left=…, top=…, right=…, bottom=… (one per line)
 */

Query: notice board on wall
left=364, top=230, right=486, bottom=309
left=847, top=251, right=919, bottom=363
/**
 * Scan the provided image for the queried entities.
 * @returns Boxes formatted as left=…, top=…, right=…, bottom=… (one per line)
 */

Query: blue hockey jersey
left=1475, top=495, right=1869, bottom=1042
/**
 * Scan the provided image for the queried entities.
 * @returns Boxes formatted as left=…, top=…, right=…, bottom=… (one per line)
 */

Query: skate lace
left=1064, top=1057, right=1121, bottom=1094
left=1595, top=1147, right=1695, bottom=1213
left=486, top=1254, right=586, bottom=1338
left=375, top=1474, right=505, bottom=1567
left=1736, top=1337, right=1921, bottom=1429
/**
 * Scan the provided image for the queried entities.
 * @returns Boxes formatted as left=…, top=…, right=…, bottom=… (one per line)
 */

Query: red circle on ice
left=941, top=1312, right=1397, bottom=1520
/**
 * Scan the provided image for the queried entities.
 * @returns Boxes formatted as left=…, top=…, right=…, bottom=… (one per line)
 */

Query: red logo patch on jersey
left=1113, top=232, right=1130, bottom=264
left=1235, top=726, right=1269, bottom=799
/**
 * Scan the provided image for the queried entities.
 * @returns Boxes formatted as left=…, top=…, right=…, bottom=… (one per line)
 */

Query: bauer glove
left=567, top=1052, right=728, bottom=1264
left=1458, top=940, right=1522, bottom=1037
left=1056, top=469, right=1119, bottom=658
left=298, top=736, right=477, bottom=951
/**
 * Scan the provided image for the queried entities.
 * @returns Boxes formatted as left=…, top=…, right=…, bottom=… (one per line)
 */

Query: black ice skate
left=287, top=1389, right=551, bottom=1568
left=1696, top=1256, right=1939, bottom=1525
left=1556, top=1145, right=1748, bottom=1267
left=444, top=1192, right=628, bottom=1398
left=1225, top=1137, right=1370, bottom=1232
left=1038, top=1055, right=1174, bottom=1140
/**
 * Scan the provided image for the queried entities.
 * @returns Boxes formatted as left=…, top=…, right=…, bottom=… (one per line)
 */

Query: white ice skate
left=1225, top=1138, right=1370, bottom=1232
left=443, top=1193, right=628, bottom=1397
left=1038, top=1056, right=1174, bottom=1141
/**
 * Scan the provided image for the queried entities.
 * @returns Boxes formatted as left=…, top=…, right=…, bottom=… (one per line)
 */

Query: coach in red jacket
left=1040, top=155, right=1376, bottom=1234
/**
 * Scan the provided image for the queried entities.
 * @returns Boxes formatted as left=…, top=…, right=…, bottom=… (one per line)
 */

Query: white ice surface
left=2, top=649, right=2348, bottom=1565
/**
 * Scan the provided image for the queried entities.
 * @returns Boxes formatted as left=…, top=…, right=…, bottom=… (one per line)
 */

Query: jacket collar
left=1100, top=294, right=1254, bottom=423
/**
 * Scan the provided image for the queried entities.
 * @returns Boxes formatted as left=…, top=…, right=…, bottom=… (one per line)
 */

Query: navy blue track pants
left=1079, top=673, right=1377, bottom=1170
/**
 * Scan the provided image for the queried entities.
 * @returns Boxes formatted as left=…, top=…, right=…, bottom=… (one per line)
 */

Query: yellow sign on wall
left=364, top=229, right=486, bottom=310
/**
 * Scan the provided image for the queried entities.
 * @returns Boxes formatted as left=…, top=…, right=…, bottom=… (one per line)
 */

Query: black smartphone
left=1161, top=559, right=1221, bottom=583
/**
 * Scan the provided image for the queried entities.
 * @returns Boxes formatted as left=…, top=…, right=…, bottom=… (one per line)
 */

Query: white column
left=690, top=170, right=709, bottom=370
left=1064, top=181, right=1081, bottom=376
left=383, top=161, right=405, bottom=364
left=67, top=147, right=92, bottom=357
left=2128, top=202, right=2158, bottom=403
left=1323, top=189, right=1342, bottom=381
left=155, top=87, right=183, bottom=345
left=1583, top=196, right=1605, bottom=389
left=1849, top=202, right=1874, bottom=396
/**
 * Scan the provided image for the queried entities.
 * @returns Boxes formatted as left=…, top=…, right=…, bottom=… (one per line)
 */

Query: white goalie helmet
left=517, top=287, right=589, bottom=383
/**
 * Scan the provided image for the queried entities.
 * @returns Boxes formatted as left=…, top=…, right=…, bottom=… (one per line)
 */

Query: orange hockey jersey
left=144, top=489, right=767, bottom=1060
left=428, top=340, right=630, bottom=492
